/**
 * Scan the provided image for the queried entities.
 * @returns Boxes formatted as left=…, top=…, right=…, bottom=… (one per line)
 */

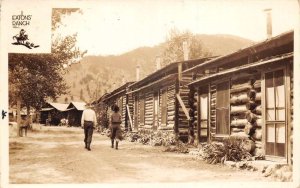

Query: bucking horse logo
left=12, top=29, right=39, bottom=49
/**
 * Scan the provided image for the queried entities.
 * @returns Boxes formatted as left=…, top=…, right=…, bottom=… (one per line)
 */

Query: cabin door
left=134, top=95, right=139, bottom=131
left=153, top=91, right=159, bottom=128
left=264, top=69, right=287, bottom=158
left=198, top=86, right=209, bottom=142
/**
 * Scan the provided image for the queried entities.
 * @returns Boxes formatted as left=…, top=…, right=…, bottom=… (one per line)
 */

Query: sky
left=56, top=0, right=299, bottom=56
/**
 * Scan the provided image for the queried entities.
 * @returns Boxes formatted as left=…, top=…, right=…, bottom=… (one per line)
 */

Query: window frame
left=139, top=93, right=145, bottom=126
left=198, top=88, right=209, bottom=142
left=160, top=88, right=168, bottom=126
left=263, top=67, right=287, bottom=159
left=215, top=79, right=231, bottom=136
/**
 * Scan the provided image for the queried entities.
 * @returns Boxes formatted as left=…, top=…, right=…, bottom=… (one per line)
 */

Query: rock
left=163, top=145, right=177, bottom=152
left=253, top=148, right=264, bottom=157
left=247, top=165, right=253, bottom=170
left=273, top=169, right=283, bottom=179
left=263, top=164, right=282, bottom=177
left=189, top=149, right=200, bottom=155
left=236, top=161, right=247, bottom=169
left=224, top=161, right=236, bottom=168
left=281, top=171, right=292, bottom=182
left=255, top=141, right=262, bottom=148
left=241, top=139, right=255, bottom=153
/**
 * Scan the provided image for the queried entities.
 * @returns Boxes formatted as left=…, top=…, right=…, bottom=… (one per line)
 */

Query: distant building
left=97, top=82, right=134, bottom=130
left=66, top=101, right=86, bottom=127
left=40, top=103, right=69, bottom=125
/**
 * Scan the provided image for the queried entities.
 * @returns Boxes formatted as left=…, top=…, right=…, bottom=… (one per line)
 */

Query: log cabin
left=184, top=30, right=293, bottom=164
left=66, top=101, right=86, bottom=126
left=40, top=102, right=69, bottom=125
left=99, top=82, right=135, bottom=131
left=93, top=93, right=110, bottom=129
left=126, top=57, right=214, bottom=140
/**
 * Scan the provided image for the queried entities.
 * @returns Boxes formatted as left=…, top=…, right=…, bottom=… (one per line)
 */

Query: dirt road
left=9, top=125, right=269, bottom=184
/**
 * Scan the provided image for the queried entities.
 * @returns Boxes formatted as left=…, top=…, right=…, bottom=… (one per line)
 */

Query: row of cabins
left=96, top=30, right=294, bottom=164
left=40, top=101, right=86, bottom=126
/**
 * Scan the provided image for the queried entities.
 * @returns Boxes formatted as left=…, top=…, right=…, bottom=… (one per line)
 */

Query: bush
left=201, top=136, right=252, bottom=164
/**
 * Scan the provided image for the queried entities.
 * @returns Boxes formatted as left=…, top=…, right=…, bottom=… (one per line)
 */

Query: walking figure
left=110, top=105, right=122, bottom=150
left=20, top=116, right=31, bottom=137
left=81, top=103, right=97, bottom=151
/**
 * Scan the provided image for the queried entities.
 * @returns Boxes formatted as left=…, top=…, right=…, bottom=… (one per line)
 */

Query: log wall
left=167, top=85, right=176, bottom=128
left=144, top=91, right=154, bottom=127
left=208, top=75, right=263, bottom=148
left=177, top=84, right=189, bottom=138
left=138, top=93, right=145, bottom=127
left=132, top=93, right=139, bottom=130
left=210, top=84, right=217, bottom=137
left=230, top=75, right=262, bottom=144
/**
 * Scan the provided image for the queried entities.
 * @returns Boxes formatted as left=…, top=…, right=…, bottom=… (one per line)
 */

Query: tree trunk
left=17, top=97, right=21, bottom=137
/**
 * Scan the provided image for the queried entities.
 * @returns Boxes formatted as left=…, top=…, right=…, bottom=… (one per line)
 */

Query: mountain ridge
left=59, top=34, right=253, bottom=103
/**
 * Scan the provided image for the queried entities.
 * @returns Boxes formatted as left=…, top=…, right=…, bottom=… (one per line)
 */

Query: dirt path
left=9, top=126, right=270, bottom=184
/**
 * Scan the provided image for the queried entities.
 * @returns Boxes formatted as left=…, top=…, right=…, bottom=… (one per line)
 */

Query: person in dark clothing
left=110, top=105, right=122, bottom=150
left=20, top=116, right=31, bottom=137
left=81, top=103, right=97, bottom=151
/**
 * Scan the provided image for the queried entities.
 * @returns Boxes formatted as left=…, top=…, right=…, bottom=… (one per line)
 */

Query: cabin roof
left=48, top=103, right=69, bottom=112
left=183, top=30, right=293, bottom=74
left=188, top=52, right=293, bottom=86
left=101, top=82, right=135, bottom=102
left=67, top=101, right=86, bottom=111
left=128, top=56, right=215, bottom=89
left=127, top=74, right=178, bottom=94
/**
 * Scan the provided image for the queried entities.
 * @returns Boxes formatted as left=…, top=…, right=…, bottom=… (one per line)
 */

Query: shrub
left=201, top=136, right=252, bottom=164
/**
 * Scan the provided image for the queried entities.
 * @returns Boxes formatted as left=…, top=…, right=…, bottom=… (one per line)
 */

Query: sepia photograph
left=1, top=0, right=300, bottom=187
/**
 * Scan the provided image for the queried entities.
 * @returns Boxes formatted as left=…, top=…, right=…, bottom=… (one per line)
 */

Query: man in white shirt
left=81, top=103, right=97, bottom=151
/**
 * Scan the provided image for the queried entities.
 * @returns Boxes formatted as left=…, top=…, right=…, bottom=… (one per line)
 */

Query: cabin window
left=265, top=69, right=286, bottom=157
left=161, top=89, right=167, bottom=125
left=216, top=81, right=230, bottom=135
left=199, top=93, right=208, bottom=141
left=139, top=94, right=145, bottom=125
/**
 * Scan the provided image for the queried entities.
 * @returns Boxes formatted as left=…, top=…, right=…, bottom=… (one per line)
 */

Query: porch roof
left=188, top=52, right=293, bottom=86
left=183, top=30, right=293, bottom=74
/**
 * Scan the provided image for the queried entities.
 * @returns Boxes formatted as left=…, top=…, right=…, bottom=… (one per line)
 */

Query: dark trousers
left=111, top=124, right=121, bottom=140
left=84, top=121, right=94, bottom=146
left=19, top=126, right=28, bottom=137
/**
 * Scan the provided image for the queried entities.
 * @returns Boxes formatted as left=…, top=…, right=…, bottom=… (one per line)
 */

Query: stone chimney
left=264, top=8, right=272, bottom=39
left=178, top=41, right=189, bottom=81
left=136, top=64, right=140, bottom=81
left=155, top=56, right=161, bottom=71
left=183, top=40, right=189, bottom=61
